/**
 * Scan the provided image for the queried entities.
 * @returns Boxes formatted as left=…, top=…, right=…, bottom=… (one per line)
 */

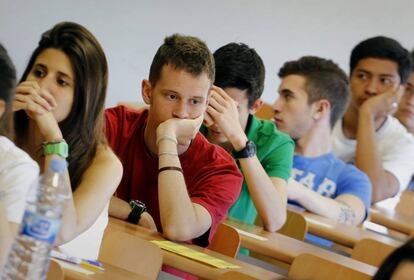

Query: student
left=13, top=22, right=123, bottom=259
left=273, top=56, right=372, bottom=225
left=373, top=238, right=414, bottom=280
left=395, top=50, right=414, bottom=191
left=201, top=42, right=293, bottom=232
left=332, top=36, right=414, bottom=203
left=106, top=34, right=243, bottom=246
left=0, top=44, right=38, bottom=268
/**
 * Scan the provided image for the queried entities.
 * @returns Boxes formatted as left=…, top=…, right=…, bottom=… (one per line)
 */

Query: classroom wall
left=1, top=0, right=414, bottom=107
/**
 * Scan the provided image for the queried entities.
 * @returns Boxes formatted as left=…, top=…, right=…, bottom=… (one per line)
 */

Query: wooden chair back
left=255, top=102, right=273, bottom=120
left=351, top=238, right=396, bottom=267
left=208, top=223, right=240, bottom=258
left=288, top=253, right=372, bottom=280
left=217, top=271, right=259, bottom=279
left=98, top=227, right=163, bottom=279
left=46, top=259, right=64, bottom=280
left=278, top=210, right=308, bottom=241
left=255, top=210, right=308, bottom=241
left=395, top=190, right=414, bottom=216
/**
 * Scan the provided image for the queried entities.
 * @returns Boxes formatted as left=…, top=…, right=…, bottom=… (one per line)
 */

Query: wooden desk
left=55, top=260, right=149, bottom=280
left=292, top=210, right=402, bottom=248
left=370, top=206, right=414, bottom=235
left=224, top=218, right=377, bottom=277
left=108, top=218, right=284, bottom=280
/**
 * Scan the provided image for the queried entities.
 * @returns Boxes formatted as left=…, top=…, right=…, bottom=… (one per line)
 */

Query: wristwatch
left=126, top=200, right=147, bottom=224
left=43, top=140, right=69, bottom=159
left=233, top=140, right=256, bottom=159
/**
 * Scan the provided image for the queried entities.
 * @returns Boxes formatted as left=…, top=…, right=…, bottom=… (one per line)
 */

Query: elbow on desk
left=162, top=224, right=196, bottom=242
left=262, top=212, right=286, bottom=233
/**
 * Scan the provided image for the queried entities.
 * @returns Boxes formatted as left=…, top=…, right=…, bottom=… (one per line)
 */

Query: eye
left=33, top=68, right=45, bottom=78
left=356, top=72, right=368, bottom=80
left=57, top=78, right=69, bottom=87
left=166, top=93, right=177, bottom=100
left=190, top=99, right=201, bottom=105
left=380, top=77, right=394, bottom=86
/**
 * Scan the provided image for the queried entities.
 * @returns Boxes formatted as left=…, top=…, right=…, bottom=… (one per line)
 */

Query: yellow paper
left=151, top=240, right=240, bottom=269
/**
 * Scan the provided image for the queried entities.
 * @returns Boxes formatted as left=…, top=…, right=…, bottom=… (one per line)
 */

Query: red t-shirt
left=105, top=106, right=242, bottom=246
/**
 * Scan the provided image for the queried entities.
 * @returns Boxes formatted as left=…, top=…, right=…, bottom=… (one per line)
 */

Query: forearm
left=356, top=112, right=398, bottom=201
left=158, top=140, right=208, bottom=241
left=290, top=179, right=360, bottom=225
left=109, top=196, right=131, bottom=220
left=239, top=157, right=287, bottom=232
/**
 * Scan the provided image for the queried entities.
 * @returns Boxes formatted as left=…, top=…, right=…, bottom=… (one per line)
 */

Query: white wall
left=1, top=0, right=414, bottom=107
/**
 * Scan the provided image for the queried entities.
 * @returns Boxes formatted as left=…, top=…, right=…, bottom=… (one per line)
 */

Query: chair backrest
left=395, top=190, right=414, bottom=216
left=46, top=259, right=64, bottom=280
left=217, top=271, right=259, bottom=280
left=351, top=238, right=396, bottom=267
left=255, top=210, right=308, bottom=241
left=278, top=210, right=308, bottom=241
left=288, top=253, right=372, bottom=280
left=255, top=102, right=273, bottom=120
left=98, top=227, right=163, bottom=279
left=208, top=223, right=240, bottom=258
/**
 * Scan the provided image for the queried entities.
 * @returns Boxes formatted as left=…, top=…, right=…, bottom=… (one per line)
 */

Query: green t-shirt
left=200, top=115, right=294, bottom=224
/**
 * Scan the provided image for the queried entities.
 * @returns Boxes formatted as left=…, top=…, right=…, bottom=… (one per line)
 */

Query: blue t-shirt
left=290, top=153, right=372, bottom=247
left=290, top=153, right=372, bottom=210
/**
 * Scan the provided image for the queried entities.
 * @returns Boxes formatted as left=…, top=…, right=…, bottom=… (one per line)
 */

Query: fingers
left=16, top=81, right=57, bottom=110
left=13, top=97, right=47, bottom=115
left=203, top=111, right=215, bottom=127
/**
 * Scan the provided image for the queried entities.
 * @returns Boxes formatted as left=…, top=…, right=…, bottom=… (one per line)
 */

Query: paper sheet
left=150, top=240, right=240, bottom=269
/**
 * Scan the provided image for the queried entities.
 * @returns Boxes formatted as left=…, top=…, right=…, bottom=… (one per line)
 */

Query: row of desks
left=55, top=192, right=414, bottom=280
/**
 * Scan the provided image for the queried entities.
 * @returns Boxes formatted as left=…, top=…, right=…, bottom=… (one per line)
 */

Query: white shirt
left=332, top=116, right=414, bottom=193
left=0, top=136, right=39, bottom=223
left=59, top=203, right=109, bottom=260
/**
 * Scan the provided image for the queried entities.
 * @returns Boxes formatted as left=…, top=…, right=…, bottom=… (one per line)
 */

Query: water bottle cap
left=50, top=159, right=68, bottom=173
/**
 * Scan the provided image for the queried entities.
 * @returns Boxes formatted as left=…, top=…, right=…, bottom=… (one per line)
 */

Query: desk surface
left=224, top=218, right=378, bottom=277
left=370, top=206, right=414, bottom=235
left=108, top=218, right=284, bottom=280
left=57, top=260, right=148, bottom=280
left=291, top=209, right=403, bottom=248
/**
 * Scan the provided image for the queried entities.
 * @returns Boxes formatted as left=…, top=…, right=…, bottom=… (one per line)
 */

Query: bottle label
left=20, top=210, right=61, bottom=244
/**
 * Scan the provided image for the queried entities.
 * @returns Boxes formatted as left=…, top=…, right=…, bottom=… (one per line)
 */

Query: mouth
left=273, top=116, right=283, bottom=125
left=209, top=128, right=223, bottom=137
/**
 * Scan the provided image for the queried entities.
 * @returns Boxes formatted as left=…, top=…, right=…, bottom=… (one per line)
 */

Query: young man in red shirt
left=106, top=34, right=242, bottom=246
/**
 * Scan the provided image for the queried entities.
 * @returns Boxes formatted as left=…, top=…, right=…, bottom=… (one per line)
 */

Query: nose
left=172, top=101, right=189, bottom=119
left=272, top=97, right=282, bottom=114
left=365, top=78, right=380, bottom=96
left=36, top=76, right=55, bottom=94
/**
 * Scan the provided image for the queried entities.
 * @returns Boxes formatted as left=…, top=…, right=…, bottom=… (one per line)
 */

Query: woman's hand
left=13, top=81, right=62, bottom=141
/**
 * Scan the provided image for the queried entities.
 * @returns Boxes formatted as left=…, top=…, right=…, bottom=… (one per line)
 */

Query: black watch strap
left=233, top=140, right=256, bottom=159
left=126, top=200, right=147, bottom=224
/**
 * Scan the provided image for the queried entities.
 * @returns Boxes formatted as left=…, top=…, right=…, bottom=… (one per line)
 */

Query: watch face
left=234, top=140, right=256, bottom=159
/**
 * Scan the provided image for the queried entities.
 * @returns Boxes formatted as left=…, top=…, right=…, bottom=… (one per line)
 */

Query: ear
left=311, top=99, right=330, bottom=121
left=141, top=79, right=152, bottom=105
left=248, top=99, right=264, bottom=114
left=0, top=101, right=5, bottom=119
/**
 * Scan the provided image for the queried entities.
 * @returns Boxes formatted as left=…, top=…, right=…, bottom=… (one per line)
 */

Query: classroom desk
left=108, top=217, right=284, bottom=280
left=370, top=206, right=414, bottom=235
left=52, top=260, right=148, bottom=280
left=290, top=209, right=403, bottom=248
left=224, top=218, right=377, bottom=277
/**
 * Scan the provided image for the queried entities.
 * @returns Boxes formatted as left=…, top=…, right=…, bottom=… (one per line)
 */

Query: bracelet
left=159, top=166, right=183, bottom=174
left=158, top=151, right=178, bottom=157
left=42, top=139, right=66, bottom=145
left=156, top=135, right=177, bottom=146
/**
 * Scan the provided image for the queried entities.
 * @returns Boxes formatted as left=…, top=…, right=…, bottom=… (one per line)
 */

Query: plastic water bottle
left=1, top=159, right=70, bottom=280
